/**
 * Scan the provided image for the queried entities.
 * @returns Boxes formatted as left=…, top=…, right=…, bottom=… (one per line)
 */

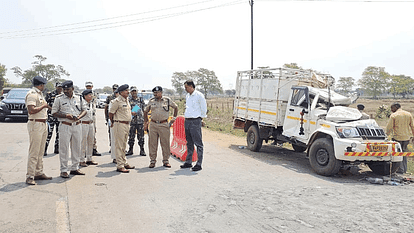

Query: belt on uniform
left=61, top=121, right=81, bottom=126
left=28, top=119, right=47, bottom=123
left=151, top=119, right=168, bottom=124
left=185, top=117, right=202, bottom=120
left=81, top=121, right=93, bottom=124
left=114, top=120, right=130, bottom=125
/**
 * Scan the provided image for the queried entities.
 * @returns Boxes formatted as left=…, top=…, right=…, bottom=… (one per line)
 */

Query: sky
left=1, top=0, right=414, bottom=91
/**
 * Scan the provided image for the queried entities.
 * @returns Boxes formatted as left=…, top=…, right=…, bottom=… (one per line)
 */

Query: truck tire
left=367, top=161, right=401, bottom=176
left=247, top=125, right=263, bottom=152
left=309, top=138, right=341, bottom=176
left=292, top=144, right=307, bottom=153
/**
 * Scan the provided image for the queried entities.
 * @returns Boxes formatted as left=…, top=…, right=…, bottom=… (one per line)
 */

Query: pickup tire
left=0, top=117, right=5, bottom=122
left=247, top=125, right=263, bottom=152
left=367, top=161, right=401, bottom=176
left=309, top=138, right=341, bottom=176
left=292, top=144, right=307, bottom=153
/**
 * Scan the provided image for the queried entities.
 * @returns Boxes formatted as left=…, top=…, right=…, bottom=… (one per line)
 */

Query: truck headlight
left=336, top=127, right=360, bottom=138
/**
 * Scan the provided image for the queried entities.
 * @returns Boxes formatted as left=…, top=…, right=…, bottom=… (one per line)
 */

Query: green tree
left=389, top=75, right=414, bottom=99
left=283, top=63, right=302, bottom=69
left=171, top=72, right=187, bottom=98
left=358, top=66, right=390, bottom=99
left=0, top=63, right=6, bottom=92
left=336, top=77, right=355, bottom=94
left=193, top=68, right=223, bottom=99
left=11, top=55, right=70, bottom=89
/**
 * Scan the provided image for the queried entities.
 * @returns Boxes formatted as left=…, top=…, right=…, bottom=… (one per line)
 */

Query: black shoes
left=140, top=148, right=146, bottom=156
left=192, top=165, right=202, bottom=171
left=54, top=146, right=59, bottom=154
left=70, top=169, right=85, bottom=175
left=125, top=147, right=133, bottom=156
left=93, top=149, right=101, bottom=156
left=180, top=163, right=192, bottom=169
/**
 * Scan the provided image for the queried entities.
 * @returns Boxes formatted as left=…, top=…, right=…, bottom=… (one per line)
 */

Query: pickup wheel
left=367, top=161, right=401, bottom=176
left=309, top=138, right=341, bottom=176
left=247, top=125, right=263, bottom=152
left=292, top=144, right=307, bottom=153
left=0, top=117, right=5, bottom=122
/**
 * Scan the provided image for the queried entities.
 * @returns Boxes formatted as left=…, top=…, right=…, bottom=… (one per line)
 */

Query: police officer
left=143, top=86, right=178, bottom=168
left=25, top=76, right=53, bottom=185
left=79, top=89, right=98, bottom=167
left=85, top=81, right=101, bottom=156
left=44, top=82, right=62, bottom=156
left=52, top=80, right=87, bottom=178
left=104, top=84, right=119, bottom=152
left=109, top=84, right=135, bottom=173
left=126, top=86, right=147, bottom=156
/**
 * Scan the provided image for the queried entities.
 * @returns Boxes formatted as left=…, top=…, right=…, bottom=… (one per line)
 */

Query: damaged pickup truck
left=233, top=68, right=410, bottom=176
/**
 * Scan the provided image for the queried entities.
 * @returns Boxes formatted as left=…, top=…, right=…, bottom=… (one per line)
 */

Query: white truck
left=233, top=68, right=408, bottom=176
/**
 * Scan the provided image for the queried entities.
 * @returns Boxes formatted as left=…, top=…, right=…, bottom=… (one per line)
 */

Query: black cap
left=114, top=89, right=119, bottom=94
left=117, top=84, right=129, bottom=92
left=357, top=104, right=365, bottom=110
left=82, top=89, right=93, bottom=96
left=33, top=76, right=47, bottom=86
left=55, top=82, right=62, bottom=87
left=152, top=86, right=163, bottom=92
left=62, top=80, right=73, bottom=88
left=112, top=84, right=119, bottom=89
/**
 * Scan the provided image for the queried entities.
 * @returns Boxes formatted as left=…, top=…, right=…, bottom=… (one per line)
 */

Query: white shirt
left=184, top=90, right=207, bottom=118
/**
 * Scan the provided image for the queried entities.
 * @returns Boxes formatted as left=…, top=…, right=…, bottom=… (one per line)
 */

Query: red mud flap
left=170, top=116, right=197, bottom=162
left=345, top=142, right=414, bottom=156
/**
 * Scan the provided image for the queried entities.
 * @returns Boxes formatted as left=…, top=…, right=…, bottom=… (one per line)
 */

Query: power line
left=255, top=0, right=414, bottom=2
left=1, top=0, right=244, bottom=39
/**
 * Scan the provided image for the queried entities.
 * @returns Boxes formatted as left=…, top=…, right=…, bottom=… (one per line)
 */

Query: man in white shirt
left=180, top=80, right=207, bottom=171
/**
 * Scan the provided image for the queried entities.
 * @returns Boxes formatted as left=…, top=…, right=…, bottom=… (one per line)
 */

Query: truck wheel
left=247, top=125, right=263, bottom=152
left=367, top=162, right=401, bottom=176
left=309, top=138, right=341, bottom=176
left=292, top=144, right=307, bottom=153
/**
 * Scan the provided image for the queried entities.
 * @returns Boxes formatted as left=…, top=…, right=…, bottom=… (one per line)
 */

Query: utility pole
left=250, top=0, right=254, bottom=70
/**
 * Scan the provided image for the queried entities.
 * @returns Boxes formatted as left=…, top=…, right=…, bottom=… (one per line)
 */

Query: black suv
left=0, top=88, right=31, bottom=121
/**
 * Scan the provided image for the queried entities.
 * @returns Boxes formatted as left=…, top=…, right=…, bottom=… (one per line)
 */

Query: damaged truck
left=232, top=67, right=409, bottom=176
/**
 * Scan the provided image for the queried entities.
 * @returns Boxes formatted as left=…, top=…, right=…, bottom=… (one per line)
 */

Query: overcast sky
left=1, top=0, right=413, bottom=90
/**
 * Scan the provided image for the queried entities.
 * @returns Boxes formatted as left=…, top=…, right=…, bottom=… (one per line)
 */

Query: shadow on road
left=96, top=170, right=120, bottom=178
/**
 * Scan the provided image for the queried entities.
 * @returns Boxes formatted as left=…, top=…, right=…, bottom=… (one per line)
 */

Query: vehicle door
left=283, top=86, right=311, bottom=140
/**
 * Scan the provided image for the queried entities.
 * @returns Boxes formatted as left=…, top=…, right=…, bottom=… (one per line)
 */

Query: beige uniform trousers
left=148, top=121, right=171, bottom=164
left=113, top=122, right=130, bottom=169
left=81, top=123, right=95, bottom=162
left=59, top=123, right=82, bottom=172
left=27, top=121, right=48, bottom=178
left=110, top=126, right=116, bottom=160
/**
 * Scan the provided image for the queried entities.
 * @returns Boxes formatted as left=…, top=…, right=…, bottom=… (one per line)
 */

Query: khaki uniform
left=81, top=100, right=95, bottom=162
left=109, top=95, right=132, bottom=169
left=51, top=94, right=86, bottom=173
left=91, top=91, right=98, bottom=150
left=144, top=96, right=178, bottom=164
left=25, top=87, right=48, bottom=179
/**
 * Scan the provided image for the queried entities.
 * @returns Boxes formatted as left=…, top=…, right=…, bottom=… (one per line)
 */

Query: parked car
left=97, top=93, right=108, bottom=108
left=0, top=88, right=31, bottom=121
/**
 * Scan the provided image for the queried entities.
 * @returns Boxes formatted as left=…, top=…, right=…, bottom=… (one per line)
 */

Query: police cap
left=357, top=104, right=365, bottom=110
left=117, top=84, right=129, bottom=92
left=130, top=86, right=137, bottom=91
left=152, top=86, right=163, bottom=92
left=33, top=76, right=47, bottom=86
left=62, top=80, right=74, bottom=88
left=55, top=82, right=62, bottom=87
left=112, top=84, right=119, bottom=89
left=85, top=81, right=93, bottom=87
left=82, top=89, right=93, bottom=96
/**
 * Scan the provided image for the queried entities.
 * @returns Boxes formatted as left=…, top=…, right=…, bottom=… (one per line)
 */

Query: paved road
left=1, top=109, right=414, bottom=233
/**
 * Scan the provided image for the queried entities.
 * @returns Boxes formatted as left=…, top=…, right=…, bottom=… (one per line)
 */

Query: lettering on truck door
left=283, top=86, right=310, bottom=140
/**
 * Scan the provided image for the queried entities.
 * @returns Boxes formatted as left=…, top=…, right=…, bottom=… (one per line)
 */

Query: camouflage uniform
left=126, top=95, right=146, bottom=156
left=105, top=93, right=117, bottom=148
left=45, top=90, right=60, bottom=155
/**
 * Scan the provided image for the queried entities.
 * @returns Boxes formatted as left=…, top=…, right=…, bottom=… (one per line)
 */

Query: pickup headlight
left=336, top=127, right=360, bottom=138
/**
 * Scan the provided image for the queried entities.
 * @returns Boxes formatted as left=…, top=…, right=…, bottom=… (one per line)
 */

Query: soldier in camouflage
left=85, top=81, right=101, bottom=156
left=126, top=86, right=146, bottom=156
left=44, top=82, right=62, bottom=156
left=104, top=84, right=119, bottom=152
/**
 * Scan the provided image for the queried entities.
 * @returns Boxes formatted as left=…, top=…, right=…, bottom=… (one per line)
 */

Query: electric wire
left=0, top=0, right=244, bottom=39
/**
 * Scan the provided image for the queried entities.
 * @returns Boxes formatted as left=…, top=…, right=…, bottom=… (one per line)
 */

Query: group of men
left=25, top=77, right=207, bottom=185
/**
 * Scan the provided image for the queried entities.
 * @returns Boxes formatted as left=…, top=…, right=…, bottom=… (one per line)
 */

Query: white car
left=97, top=94, right=108, bottom=108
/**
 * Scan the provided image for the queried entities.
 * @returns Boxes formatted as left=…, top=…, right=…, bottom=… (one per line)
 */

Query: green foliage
left=171, top=72, right=187, bottom=98
left=358, top=66, right=390, bottom=99
left=11, top=55, right=69, bottom=88
left=375, top=104, right=391, bottom=119
left=388, top=75, right=414, bottom=98
left=0, top=63, right=6, bottom=91
left=283, top=63, right=302, bottom=69
left=336, top=77, right=355, bottom=94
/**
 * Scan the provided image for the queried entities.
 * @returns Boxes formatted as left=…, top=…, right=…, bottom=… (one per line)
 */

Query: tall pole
left=250, top=0, right=254, bottom=70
